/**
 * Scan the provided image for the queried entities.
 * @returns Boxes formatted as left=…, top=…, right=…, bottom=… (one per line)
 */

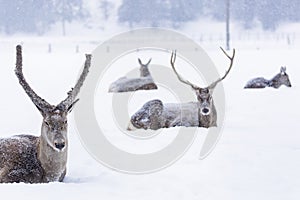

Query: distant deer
left=109, top=58, right=158, bottom=92
left=127, top=48, right=235, bottom=130
left=244, top=66, right=292, bottom=89
left=0, top=45, right=91, bottom=183
left=138, top=58, right=152, bottom=77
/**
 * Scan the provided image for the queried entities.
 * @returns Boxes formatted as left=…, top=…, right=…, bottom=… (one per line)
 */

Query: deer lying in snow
left=244, top=66, right=292, bottom=89
left=109, top=58, right=158, bottom=92
left=0, top=45, right=91, bottom=183
left=127, top=48, right=235, bottom=130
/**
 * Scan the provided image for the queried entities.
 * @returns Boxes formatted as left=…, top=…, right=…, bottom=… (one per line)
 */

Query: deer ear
left=138, top=58, right=142, bottom=65
left=67, top=99, right=79, bottom=113
left=280, top=66, right=286, bottom=74
left=146, top=58, right=152, bottom=65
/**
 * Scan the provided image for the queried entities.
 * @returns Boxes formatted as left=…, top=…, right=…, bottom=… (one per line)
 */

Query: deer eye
left=44, top=121, right=50, bottom=126
left=63, top=120, right=67, bottom=124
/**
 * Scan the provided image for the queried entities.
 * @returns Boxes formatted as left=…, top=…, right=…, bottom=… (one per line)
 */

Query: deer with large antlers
left=127, top=48, right=235, bottom=130
left=0, top=45, right=91, bottom=183
left=109, top=58, right=158, bottom=92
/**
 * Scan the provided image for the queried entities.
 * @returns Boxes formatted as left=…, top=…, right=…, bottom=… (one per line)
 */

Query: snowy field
left=0, top=35, right=299, bottom=200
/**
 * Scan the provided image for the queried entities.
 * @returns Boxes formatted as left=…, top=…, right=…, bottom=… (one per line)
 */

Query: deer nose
left=201, top=108, right=210, bottom=115
left=54, top=142, right=65, bottom=150
left=54, top=137, right=66, bottom=150
left=127, top=121, right=137, bottom=131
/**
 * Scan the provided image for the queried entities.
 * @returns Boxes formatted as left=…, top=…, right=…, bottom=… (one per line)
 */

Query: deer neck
left=149, top=115, right=162, bottom=130
left=38, top=133, right=68, bottom=182
left=198, top=103, right=217, bottom=128
left=269, top=75, right=281, bottom=88
left=140, top=66, right=151, bottom=77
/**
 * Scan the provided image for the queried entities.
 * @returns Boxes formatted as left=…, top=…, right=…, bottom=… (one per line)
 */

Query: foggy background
left=0, top=0, right=299, bottom=36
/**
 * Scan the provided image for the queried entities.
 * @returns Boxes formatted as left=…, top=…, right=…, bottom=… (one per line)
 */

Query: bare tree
left=0, top=45, right=91, bottom=183
left=226, top=0, right=230, bottom=50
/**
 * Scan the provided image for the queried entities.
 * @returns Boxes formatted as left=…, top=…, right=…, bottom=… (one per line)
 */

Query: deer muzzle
left=54, top=136, right=66, bottom=151
left=201, top=107, right=211, bottom=115
left=127, top=121, right=137, bottom=131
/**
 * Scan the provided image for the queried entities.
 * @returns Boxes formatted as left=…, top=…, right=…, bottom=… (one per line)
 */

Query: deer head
left=138, top=58, right=152, bottom=77
left=170, top=48, right=235, bottom=125
left=275, top=66, right=291, bottom=87
left=128, top=99, right=164, bottom=130
left=268, top=66, right=291, bottom=88
left=15, top=45, right=91, bottom=151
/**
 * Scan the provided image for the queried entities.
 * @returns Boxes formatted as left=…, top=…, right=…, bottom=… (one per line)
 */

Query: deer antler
left=56, top=54, right=92, bottom=112
left=170, top=51, right=200, bottom=90
left=15, top=45, right=54, bottom=114
left=208, top=47, right=235, bottom=89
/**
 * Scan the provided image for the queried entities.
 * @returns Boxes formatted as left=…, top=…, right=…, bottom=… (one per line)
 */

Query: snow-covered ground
left=0, top=32, right=299, bottom=200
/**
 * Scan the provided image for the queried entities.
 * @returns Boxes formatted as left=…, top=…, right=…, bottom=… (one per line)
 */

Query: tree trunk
left=62, top=19, right=66, bottom=36
left=226, top=0, right=230, bottom=50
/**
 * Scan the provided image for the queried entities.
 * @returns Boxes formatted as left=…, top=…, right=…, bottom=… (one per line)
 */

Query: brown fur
left=0, top=135, right=44, bottom=183
left=0, top=45, right=91, bottom=183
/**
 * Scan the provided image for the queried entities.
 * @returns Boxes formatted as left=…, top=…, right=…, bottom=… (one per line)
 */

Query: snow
left=0, top=30, right=300, bottom=200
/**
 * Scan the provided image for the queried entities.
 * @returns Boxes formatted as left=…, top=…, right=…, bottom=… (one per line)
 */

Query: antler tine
left=208, top=47, right=235, bottom=89
left=15, top=45, right=54, bottom=113
left=170, top=50, right=199, bottom=90
left=56, top=54, right=92, bottom=111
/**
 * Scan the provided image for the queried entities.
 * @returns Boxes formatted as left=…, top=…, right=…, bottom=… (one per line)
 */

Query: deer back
left=244, top=77, right=270, bottom=88
left=0, top=135, right=44, bottom=183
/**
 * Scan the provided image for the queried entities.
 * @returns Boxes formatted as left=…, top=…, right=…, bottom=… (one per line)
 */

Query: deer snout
left=54, top=142, right=65, bottom=150
left=127, top=121, right=137, bottom=131
left=201, top=107, right=210, bottom=115
left=54, top=137, right=66, bottom=151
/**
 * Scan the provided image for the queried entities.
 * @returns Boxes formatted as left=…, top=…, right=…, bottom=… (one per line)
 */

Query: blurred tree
left=169, top=0, right=203, bottom=28
left=232, top=0, right=257, bottom=29
left=0, top=0, right=87, bottom=35
left=203, top=0, right=226, bottom=21
left=118, top=0, right=204, bottom=28
left=208, top=0, right=300, bottom=30
left=118, top=0, right=169, bottom=28
left=53, top=0, right=86, bottom=36
left=226, top=0, right=230, bottom=50
left=118, top=0, right=138, bottom=27
left=0, top=0, right=55, bottom=35
left=99, top=0, right=114, bottom=20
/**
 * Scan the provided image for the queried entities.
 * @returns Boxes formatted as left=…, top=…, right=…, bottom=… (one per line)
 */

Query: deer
left=244, top=66, right=292, bottom=89
left=0, top=45, right=91, bottom=183
left=127, top=48, right=235, bottom=130
left=108, top=58, right=158, bottom=92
